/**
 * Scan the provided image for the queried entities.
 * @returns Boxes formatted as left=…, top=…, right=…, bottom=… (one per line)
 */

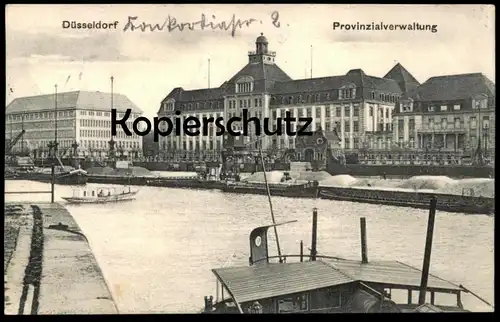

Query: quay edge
left=4, top=202, right=118, bottom=315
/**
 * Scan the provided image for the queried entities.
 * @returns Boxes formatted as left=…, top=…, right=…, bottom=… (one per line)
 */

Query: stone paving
left=4, top=203, right=118, bottom=315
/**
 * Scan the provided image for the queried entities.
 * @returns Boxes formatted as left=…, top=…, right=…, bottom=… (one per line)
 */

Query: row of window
left=426, top=116, right=490, bottom=129
left=401, top=98, right=493, bottom=114
left=12, top=128, right=74, bottom=140
left=7, top=110, right=74, bottom=121
left=8, top=110, right=139, bottom=121
left=269, top=89, right=401, bottom=106
left=79, top=129, right=140, bottom=139
left=7, top=120, right=75, bottom=132
left=80, top=140, right=140, bottom=150
left=271, top=105, right=361, bottom=118
left=369, top=91, right=401, bottom=103
left=81, top=111, right=105, bottom=117
left=270, top=89, right=357, bottom=106
left=29, top=140, right=77, bottom=150
left=159, top=88, right=405, bottom=113
left=236, top=82, right=253, bottom=93
left=165, top=140, right=222, bottom=151
left=79, top=110, right=141, bottom=118
left=80, top=119, right=135, bottom=131
left=428, top=104, right=463, bottom=112
left=166, top=101, right=224, bottom=112
left=228, top=98, right=264, bottom=109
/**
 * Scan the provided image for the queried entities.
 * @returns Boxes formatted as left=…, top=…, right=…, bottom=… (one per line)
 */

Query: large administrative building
left=6, top=91, right=144, bottom=159
left=158, top=34, right=495, bottom=160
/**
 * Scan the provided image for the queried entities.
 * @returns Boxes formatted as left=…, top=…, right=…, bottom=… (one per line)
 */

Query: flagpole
left=310, top=45, right=313, bottom=79
left=54, top=84, right=58, bottom=156
left=208, top=59, right=211, bottom=88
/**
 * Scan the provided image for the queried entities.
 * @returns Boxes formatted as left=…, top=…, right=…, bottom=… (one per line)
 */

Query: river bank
left=4, top=202, right=117, bottom=315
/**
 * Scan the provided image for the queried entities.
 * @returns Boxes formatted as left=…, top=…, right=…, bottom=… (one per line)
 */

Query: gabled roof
left=410, top=73, right=495, bottom=102
left=227, top=62, right=292, bottom=84
left=6, top=91, right=143, bottom=114
left=270, top=69, right=402, bottom=95
left=384, top=63, right=421, bottom=92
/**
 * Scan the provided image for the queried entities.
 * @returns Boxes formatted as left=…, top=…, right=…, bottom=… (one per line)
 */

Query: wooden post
left=50, top=164, right=55, bottom=203
left=311, top=208, right=318, bottom=261
left=300, top=240, right=304, bottom=262
left=408, top=290, right=412, bottom=304
left=360, top=217, right=368, bottom=264
left=418, top=197, right=437, bottom=305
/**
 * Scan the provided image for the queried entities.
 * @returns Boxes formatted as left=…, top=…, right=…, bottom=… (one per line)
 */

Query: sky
left=6, top=4, right=495, bottom=118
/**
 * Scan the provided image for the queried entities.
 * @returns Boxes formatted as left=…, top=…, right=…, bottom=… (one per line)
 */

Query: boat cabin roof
left=326, top=259, right=461, bottom=292
left=212, top=259, right=462, bottom=305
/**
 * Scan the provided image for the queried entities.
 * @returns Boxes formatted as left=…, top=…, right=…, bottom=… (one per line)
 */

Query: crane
left=5, top=130, right=26, bottom=154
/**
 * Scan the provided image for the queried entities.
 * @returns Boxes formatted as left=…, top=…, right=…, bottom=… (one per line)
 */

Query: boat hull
left=87, top=175, right=149, bottom=186
left=62, top=191, right=138, bottom=204
left=8, top=171, right=88, bottom=185
left=222, top=181, right=320, bottom=198
left=146, top=177, right=225, bottom=190
left=319, top=186, right=494, bottom=215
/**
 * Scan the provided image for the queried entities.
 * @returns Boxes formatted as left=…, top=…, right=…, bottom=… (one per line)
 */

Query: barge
left=21, top=168, right=88, bottom=185
left=222, top=180, right=320, bottom=198
left=87, top=174, right=149, bottom=186
left=145, top=177, right=225, bottom=190
left=319, top=185, right=494, bottom=215
left=81, top=173, right=493, bottom=215
left=202, top=206, right=481, bottom=313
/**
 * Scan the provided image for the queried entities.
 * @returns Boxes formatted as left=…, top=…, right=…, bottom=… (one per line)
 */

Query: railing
left=417, top=127, right=467, bottom=134
left=252, top=254, right=345, bottom=265
left=5, top=164, right=56, bottom=203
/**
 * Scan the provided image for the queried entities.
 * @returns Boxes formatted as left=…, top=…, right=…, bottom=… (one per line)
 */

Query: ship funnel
left=249, top=220, right=297, bottom=266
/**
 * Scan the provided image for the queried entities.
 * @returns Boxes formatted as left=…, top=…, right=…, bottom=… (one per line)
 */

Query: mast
left=208, top=59, right=211, bottom=88
left=474, top=98, right=484, bottom=165
left=310, top=45, right=313, bottom=79
left=258, top=138, right=283, bottom=263
left=109, top=76, right=115, bottom=162
left=54, top=84, right=58, bottom=158
left=20, top=114, right=24, bottom=153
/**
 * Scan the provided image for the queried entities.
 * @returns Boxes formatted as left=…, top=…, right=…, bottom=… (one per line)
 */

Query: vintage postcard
left=5, top=4, right=494, bottom=314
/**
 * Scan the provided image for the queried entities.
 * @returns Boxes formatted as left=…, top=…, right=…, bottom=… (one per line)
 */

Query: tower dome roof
left=256, top=33, right=268, bottom=44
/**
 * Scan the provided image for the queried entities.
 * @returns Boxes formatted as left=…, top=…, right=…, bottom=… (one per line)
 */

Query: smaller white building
left=6, top=90, right=144, bottom=159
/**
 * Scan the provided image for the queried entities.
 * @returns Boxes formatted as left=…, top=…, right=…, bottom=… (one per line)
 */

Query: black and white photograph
left=5, top=4, right=494, bottom=314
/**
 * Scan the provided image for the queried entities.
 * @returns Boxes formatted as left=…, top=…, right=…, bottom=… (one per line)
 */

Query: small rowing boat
left=62, top=186, right=138, bottom=204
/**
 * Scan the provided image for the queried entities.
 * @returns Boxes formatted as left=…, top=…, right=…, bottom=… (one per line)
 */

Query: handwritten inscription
left=123, top=12, right=281, bottom=37
left=271, top=11, right=280, bottom=28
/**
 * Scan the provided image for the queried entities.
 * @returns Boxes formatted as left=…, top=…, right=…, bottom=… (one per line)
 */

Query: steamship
left=201, top=207, right=487, bottom=313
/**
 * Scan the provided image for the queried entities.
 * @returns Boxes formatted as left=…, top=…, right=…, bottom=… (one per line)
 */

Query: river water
left=5, top=179, right=494, bottom=313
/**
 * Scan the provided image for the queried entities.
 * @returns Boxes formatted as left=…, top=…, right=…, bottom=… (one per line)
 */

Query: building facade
left=6, top=90, right=144, bottom=159
left=392, top=73, right=496, bottom=155
left=158, top=34, right=415, bottom=160
left=158, top=34, right=495, bottom=165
